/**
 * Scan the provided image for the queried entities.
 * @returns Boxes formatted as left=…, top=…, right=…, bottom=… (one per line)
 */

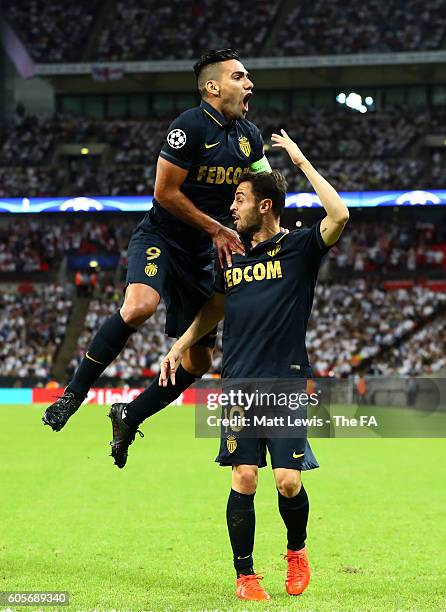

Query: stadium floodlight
left=365, top=96, right=374, bottom=105
left=81, top=147, right=89, bottom=155
left=336, top=91, right=368, bottom=113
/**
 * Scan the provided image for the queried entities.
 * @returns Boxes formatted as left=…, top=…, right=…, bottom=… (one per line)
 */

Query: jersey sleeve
left=292, top=221, right=330, bottom=264
left=159, top=112, right=202, bottom=170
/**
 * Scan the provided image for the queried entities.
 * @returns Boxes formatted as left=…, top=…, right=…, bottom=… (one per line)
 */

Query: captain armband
left=249, top=155, right=272, bottom=173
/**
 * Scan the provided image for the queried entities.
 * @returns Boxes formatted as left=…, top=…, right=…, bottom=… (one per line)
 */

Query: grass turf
left=1, top=403, right=445, bottom=612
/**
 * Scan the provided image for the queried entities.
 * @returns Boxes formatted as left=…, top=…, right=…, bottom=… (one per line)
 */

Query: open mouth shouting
left=242, top=91, right=252, bottom=114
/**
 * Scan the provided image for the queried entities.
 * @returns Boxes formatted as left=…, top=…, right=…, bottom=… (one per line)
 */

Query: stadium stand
left=372, top=312, right=446, bottom=375
left=4, top=0, right=445, bottom=62
left=60, top=278, right=446, bottom=384
left=273, top=0, right=446, bottom=56
left=0, top=217, right=135, bottom=274
left=1, top=106, right=445, bottom=195
left=3, top=0, right=100, bottom=62
left=326, top=219, right=446, bottom=274
left=96, top=0, right=282, bottom=61
left=1, top=209, right=444, bottom=384
left=307, top=281, right=446, bottom=378
left=0, top=284, right=72, bottom=379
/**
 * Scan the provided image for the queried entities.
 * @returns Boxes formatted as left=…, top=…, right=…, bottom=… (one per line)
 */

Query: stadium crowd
left=0, top=284, right=72, bottom=378
left=1, top=212, right=444, bottom=276
left=307, top=281, right=446, bottom=377
left=0, top=217, right=136, bottom=273
left=0, top=277, right=443, bottom=382
left=3, top=0, right=99, bottom=62
left=96, top=0, right=281, bottom=61
left=327, top=220, right=446, bottom=273
left=372, top=312, right=446, bottom=375
left=5, top=0, right=446, bottom=62
left=63, top=279, right=445, bottom=382
left=274, top=0, right=446, bottom=56
left=1, top=106, right=445, bottom=196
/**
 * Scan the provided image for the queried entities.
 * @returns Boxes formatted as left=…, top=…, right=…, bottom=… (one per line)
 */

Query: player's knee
left=182, top=346, right=213, bottom=376
left=276, top=473, right=302, bottom=498
left=232, top=466, right=258, bottom=495
left=120, top=300, right=157, bottom=328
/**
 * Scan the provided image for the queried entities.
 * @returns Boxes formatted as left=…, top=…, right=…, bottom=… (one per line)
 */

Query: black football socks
left=68, top=312, right=135, bottom=397
left=227, top=488, right=256, bottom=577
left=123, top=364, right=196, bottom=428
left=278, top=485, right=309, bottom=551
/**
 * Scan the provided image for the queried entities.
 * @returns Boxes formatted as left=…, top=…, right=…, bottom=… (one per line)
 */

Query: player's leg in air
left=228, top=464, right=271, bottom=601
left=107, top=244, right=215, bottom=468
left=273, top=467, right=311, bottom=596
left=42, top=280, right=159, bottom=431
left=42, top=230, right=212, bottom=452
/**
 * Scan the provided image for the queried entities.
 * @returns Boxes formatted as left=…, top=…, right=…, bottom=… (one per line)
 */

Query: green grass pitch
left=1, top=403, right=446, bottom=612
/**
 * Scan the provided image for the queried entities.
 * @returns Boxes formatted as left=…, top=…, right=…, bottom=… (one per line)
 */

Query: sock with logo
left=68, top=312, right=135, bottom=397
left=123, top=364, right=197, bottom=428
left=226, top=488, right=256, bottom=577
left=278, top=485, right=309, bottom=551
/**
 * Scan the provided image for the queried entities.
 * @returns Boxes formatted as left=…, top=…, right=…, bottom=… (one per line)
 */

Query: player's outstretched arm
left=155, top=157, right=244, bottom=267
left=271, top=129, right=349, bottom=245
left=159, top=292, right=225, bottom=386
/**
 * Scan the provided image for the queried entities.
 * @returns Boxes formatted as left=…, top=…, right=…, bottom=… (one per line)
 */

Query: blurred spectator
left=0, top=217, right=136, bottom=274
left=0, top=285, right=72, bottom=379
left=372, top=312, right=446, bottom=375
left=273, top=0, right=446, bottom=56
left=4, top=0, right=99, bottom=62
left=5, top=0, right=445, bottom=62
left=1, top=107, right=445, bottom=196
left=96, top=0, right=281, bottom=61
left=306, top=280, right=446, bottom=377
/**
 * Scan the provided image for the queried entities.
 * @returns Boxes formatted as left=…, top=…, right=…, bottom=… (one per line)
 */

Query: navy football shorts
left=125, top=222, right=217, bottom=347
left=215, top=434, right=319, bottom=470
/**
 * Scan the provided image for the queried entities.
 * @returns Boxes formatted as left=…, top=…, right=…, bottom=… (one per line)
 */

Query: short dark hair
left=193, top=49, right=240, bottom=97
left=238, top=170, right=288, bottom=219
left=193, top=48, right=240, bottom=78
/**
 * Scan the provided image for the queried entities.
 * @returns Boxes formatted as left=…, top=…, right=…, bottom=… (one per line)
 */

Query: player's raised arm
left=271, top=129, right=349, bottom=245
left=159, top=291, right=225, bottom=386
left=155, top=157, right=244, bottom=267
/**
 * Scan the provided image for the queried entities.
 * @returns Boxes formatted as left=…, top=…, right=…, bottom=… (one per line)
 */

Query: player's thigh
left=123, top=224, right=169, bottom=325
left=232, top=464, right=259, bottom=495
left=273, top=467, right=302, bottom=498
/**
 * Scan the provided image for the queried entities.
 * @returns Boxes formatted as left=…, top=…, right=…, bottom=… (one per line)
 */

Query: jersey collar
left=200, top=100, right=228, bottom=127
left=242, top=231, right=287, bottom=254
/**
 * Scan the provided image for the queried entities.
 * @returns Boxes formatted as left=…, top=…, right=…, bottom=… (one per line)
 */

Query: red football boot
left=236, top=574, right=271, bottom=601
left=284, top=547, right=311, bottom=595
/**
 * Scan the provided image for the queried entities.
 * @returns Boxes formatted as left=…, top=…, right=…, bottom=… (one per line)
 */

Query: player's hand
left=212, top=224, right=245, bottom=268
left=159, top=346, right=183, bottom=386
left=271, top=129, right=307, bottom=168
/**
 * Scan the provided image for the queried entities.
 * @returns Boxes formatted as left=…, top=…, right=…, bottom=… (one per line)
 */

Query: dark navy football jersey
left=215, top=223, right=330, bottom=378
left=143, top=100, right=264, bottom=252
